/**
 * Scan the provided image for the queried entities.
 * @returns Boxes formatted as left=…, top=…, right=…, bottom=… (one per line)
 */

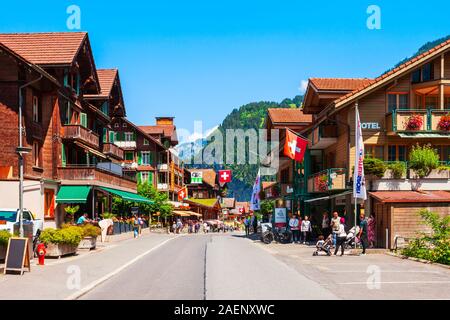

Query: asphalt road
left=80, top=233, right=336, bottom=300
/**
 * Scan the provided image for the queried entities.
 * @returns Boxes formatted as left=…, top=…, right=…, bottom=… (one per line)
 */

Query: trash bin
left=13, top=221, right=34, bottom=259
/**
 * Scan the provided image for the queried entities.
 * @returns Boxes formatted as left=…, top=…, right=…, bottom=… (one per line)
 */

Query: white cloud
left=180, top=125, right=219, bottom=144
left=299, top=80, right=308, bottom=93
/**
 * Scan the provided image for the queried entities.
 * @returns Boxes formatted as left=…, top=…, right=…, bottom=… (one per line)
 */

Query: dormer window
left=123, top=123, right=127, bottom=128
left=114, top=123, right=119, bottom=128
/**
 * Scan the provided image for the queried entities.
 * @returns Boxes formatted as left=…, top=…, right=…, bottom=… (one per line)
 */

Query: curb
left=64, top=235, right=182, bottom=300
left=385, top=252, right=450, bottom=270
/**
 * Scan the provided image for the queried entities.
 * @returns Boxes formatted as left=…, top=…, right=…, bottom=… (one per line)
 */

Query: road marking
left=65, top=235, right=180, bottom=300
left=337, top=280, right=450, bottom=285
left=327, top=270, right=443, bottom=274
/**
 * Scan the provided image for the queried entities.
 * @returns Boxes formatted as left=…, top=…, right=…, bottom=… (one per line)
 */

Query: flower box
left=113, top=222, right=121, bottom=234
left=78, top=236, right=97, bottom=250
left=409, top=169, right=450, bottom=179
left=45, top=243, right=78, bottom=258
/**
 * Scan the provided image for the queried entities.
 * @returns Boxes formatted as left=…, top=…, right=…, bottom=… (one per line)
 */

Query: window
left=422, top=63, right=433, bottom=81
left=412, top=69, right=421, bottom=83
left=141, top=151, right=151, bottom=165
left=143, top=138, right=149, bottom=145
left=32, top=96, right=40, bottom=123
left=33, top=141, right=41, bottom=167
left=125, top=132, right=134, bottom=142
left=435, top=145, right=450, bottom=162
left=114, top=123, right=119, bottom=128
left=44, top=189, right=55, bottom=219
left=365, top=145, right=384, bottom=160
left=23, top=211, right=32, bottom=221
left=387, top=93, right=409, bottom=112
left=80, top=113, right=87, bottom=128
left=123, top=123, right=127, bottom=128
left=141, top=172, right=149, bottom=182
left=425, top=96, right=438, bottom=109
left=388, top=145, right=407, bottom=161
left=446, top=97, right=450, bottom=108
left=101, top=102, right=109, bottom=115
left=125, top=151, right=134, bottom=161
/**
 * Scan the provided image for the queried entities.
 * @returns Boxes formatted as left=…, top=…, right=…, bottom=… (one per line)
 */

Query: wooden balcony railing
left=307, top=168, right=347, bottom=193
left=387, top=109, right=450, bottom=133
left=62, top=125, right=100, bottom=148
left=58, top=164, right=137, bottom=190
left=308, top=124, right=338, bottom=149
left=102, top=143, right=124, bottom=160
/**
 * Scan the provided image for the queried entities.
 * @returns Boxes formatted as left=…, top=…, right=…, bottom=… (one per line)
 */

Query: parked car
left=0, top=208, right=43, bottom=237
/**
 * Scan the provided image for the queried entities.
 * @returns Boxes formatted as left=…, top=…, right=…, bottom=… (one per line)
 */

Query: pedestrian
left=188, top=220, right=193, bottom=234
left=203, top=222, right=208, bottom=233
left=367, top=214, right=376, bottom=248
left=138, top=215, right=143, bottom=235
left=334, top=223, right=347, bottom=256
left=289, top=214, right=300, bottom=243
left=244, top=217, right=250, bottom=236
left=77, top=213, right=89, bottom=225
left=252, top=214, right=258, bottom=234
left=321, top=212, right=330, bottom=238
left=358, top=213, right=369, bottom=255
left=133, top=215, right=139, bottom=238
left=176, top=218, right=183, bottom=234
left=330, top=211, right=341, bottom=247
left=301, top=216, right=312, bottom=244
left=172, top=221, right=177, bottom=233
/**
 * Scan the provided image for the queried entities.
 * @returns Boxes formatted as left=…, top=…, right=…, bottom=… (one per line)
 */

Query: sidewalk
left=0, top=231, right=178, bottom=299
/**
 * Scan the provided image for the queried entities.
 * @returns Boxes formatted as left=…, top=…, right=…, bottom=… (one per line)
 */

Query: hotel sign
left=361, top=122, right=380, bottom=130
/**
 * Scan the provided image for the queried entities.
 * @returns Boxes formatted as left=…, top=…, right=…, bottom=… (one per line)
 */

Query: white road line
left=327, top=270, right=443, bottom=274
left=337, top=280, right=450, bottom=285
left=65, top=236, right=180, bottom=300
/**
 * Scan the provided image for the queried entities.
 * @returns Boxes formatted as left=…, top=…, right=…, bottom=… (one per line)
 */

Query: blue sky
left=1, top=0, right=449, bottom=143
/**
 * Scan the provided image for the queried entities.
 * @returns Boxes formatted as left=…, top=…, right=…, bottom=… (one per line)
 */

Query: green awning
left=100, top=187, right=154, bottom=204
left=56, top=186, right=92, bottom=204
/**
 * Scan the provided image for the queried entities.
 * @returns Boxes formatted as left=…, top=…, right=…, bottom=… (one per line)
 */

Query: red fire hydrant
left=37, top=243, right=46, bottom=265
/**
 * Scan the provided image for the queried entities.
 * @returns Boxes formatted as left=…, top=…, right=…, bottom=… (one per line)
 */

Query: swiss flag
left=219, top=170, right=232, bottom=184
left=178, top=187, right=188, bottom=201
left=238, top=207, right=244, bottom=214
left=284, top=129, right=308, bottom=162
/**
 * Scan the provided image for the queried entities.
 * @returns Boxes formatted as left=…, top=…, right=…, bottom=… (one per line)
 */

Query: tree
left=137, top=182, right=173, bottom=225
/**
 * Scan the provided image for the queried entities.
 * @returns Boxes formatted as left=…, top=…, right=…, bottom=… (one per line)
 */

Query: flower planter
left=45, top=243, right=78, bottom=258
left=0, top=244, right=6, bottom=261
left=409, top=169, right=450, bottom=179
left=113, top=222, right=121, bottom=234
left=382, top=169, right=406, bottom=179
left=78, top=236, right=97, bottom=250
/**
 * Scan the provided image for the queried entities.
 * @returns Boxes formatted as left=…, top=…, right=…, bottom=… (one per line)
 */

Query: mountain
left=183, top=96, right=303, bottom=201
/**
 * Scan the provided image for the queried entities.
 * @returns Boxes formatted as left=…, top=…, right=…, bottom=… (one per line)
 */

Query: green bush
left=402, top=209, right=450, bottom=265
left=409, top=144, right=439, bottom=178
left=40, top=226, right=84, bottom=246
left=81, top=224, right=101, bottom=238
left=387, top=161, right=407, bottom=179
left=363, top=157, right=386, bottom=178
left=101, top=212, right=116, bottom=219
left=0, top=230, right=12, bottom=246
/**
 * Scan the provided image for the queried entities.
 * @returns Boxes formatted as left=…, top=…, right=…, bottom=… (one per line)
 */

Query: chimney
left=156, top=117, right=174, bottom=126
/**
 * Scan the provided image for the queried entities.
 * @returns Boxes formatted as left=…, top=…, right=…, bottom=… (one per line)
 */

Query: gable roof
left=334, top=38, right=450, bottom=109
left=267, top=108, right=313, bottom=124
left=221, top=198, right=236, bottom=209
left=186, top=198, right=220, bottom=208
left=117, top=118, right=165, bottom=149
left=309, top=78, right=374, bottom=91
left=139, top=125, right=178, bottom=144
left=96, top=69, right=117, bottom=97
left=0, top=32, right=87, bottom=65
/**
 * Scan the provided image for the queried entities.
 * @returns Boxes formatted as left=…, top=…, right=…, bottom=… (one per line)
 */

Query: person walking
left=301, top=216, right=312, bottom=244
left=367, top=214, right=376, bottom=248
left=358, top=213, right=369, bottom=255
left=334, top=223, right=347, bottom=256
left=133, top=215, right=140, bottom=238
left=289, top=214, right=300, bottom=243
left=330, top=211, right=341, bottom=247
left=252, top=214, right=258, bottom=234
left=244, top=217, right=250, bottom=236
left=176, top=218, right=183, bottom=234
left=321, top=212, right=330, bottom=238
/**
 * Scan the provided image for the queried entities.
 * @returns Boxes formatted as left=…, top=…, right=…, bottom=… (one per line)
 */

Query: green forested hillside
left=207, top=96, right=303, bottom=201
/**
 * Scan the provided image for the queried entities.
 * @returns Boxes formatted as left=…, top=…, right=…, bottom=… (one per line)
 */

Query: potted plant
left=363, top=157, right=387, bottom=178
left=64, top=205, right=80, bottom=224
left=409, top=144, right=440, bottom=179
left=386, top=161, right=407, bottom=179
left=404, top=114, right=424, bottom=131
left=0, top=230, right=11, bottom=261
left=315, top=174, right=329, bottom=192
left=78, top=224, right=101, bottom=250
left=437, top=113, right=450, bottom=131
left=40, top=226, right=83, bottom=258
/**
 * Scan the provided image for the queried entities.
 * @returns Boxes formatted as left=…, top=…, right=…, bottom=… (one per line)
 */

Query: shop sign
left=274, top=208, right=287, bottom=227
left=361, top=122, right=380, bottom=130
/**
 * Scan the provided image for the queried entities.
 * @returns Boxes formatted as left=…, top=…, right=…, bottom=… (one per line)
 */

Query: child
left=316, top=235, right=325, bottom=249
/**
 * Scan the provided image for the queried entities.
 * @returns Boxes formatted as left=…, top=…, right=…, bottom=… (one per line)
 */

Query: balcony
left=307, top=168, right=347, bottom=193
left=62, top=125, right=99, bottom=149
left=157, top=163, right=169, bottom=171
left=386, top=109, right=450, bottom=134
left=102, top=143, right=124, bottom=160
left=308, top=124, right=338, bottom=150
left=58, top=163, right=137, bottom=191
left=114, top=141, right=137, bottom=149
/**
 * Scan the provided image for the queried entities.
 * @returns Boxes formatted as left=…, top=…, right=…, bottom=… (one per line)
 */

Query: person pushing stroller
left=313, top=234, right=332, bottom=256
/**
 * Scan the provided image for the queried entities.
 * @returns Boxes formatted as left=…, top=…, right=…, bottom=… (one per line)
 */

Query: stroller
left=344, top=226, right=360, bottom=249
left=313, top=234, right=332, bottom=256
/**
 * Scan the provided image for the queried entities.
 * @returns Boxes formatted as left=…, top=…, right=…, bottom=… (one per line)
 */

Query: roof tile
left=268, top=108, right=313, bottom=124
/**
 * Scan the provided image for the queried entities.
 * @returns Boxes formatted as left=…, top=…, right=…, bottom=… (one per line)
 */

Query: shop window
left=44, top=189, right=55, bottom=219
left=388, top=145, right=407, bottom=161
left=365, top=145, right=384, bottom=160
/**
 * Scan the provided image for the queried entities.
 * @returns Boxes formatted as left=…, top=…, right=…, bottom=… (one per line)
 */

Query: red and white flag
left=178, top=186, right=188, bottom=201
left=283, top=129, right=308, bottom=162
left=218, top=170, right=232, bottom=184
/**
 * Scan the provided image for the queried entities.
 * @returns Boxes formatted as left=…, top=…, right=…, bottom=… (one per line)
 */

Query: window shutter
left=138, top=152, right=142, bottom=165
left=80, top=113, right=87, bottom=127
left=63, top=69, right=69, bottom=87
left=109, top=131, right=115, bottom=143
left=61, top=143, right=66, bottom=167
left=137, top=172, right=142, bottom=183
left=149, top=172, right=154, bottom=185
left=76, top=73, right=80, bottom=95
left=133, top=132, right=137, bottom=141
left=103, top=128, right=108, bottom=143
